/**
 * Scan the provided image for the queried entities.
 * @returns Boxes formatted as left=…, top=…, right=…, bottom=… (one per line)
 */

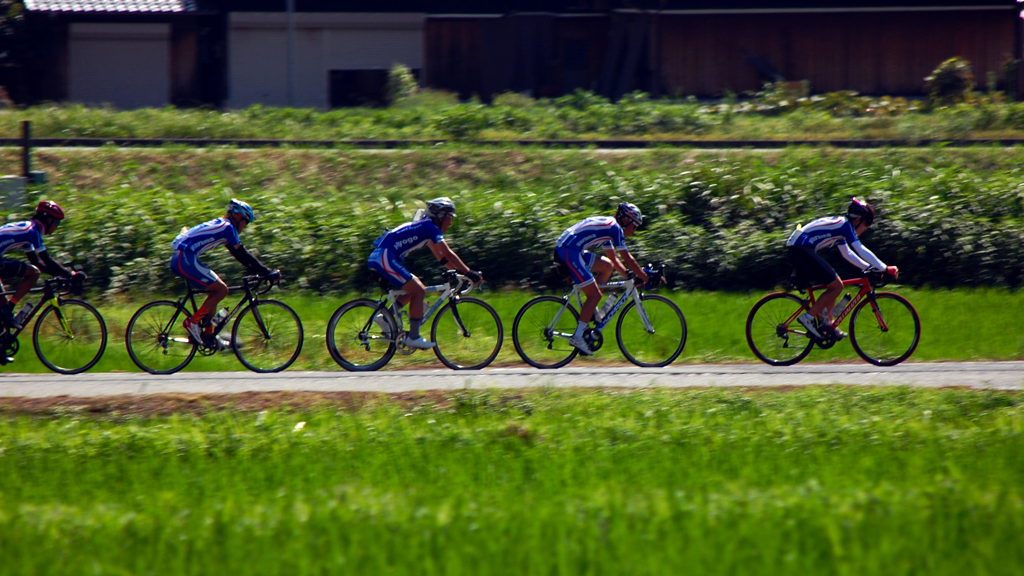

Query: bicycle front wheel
left=512, top=295, right=579, bottom=369
left=33, top=299, right=108, bottom=374
left=746, top=292, right=814, bottom=366
left=431, top=297, right=503, bottom=370
left=327, top=298, right=397, bottom=371
left=849, top=292, right=921, bottom=366
left=616, top=294, right=687, bottom=367
left=125, top=300, right=197, bottom=374
left=232, top=299, right=304, bottom=373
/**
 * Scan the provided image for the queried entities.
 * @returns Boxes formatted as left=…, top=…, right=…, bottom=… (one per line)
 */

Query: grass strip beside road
left=4, top=287, right=1021, bottom=373
left=0, top=387, right=1021, bottom=575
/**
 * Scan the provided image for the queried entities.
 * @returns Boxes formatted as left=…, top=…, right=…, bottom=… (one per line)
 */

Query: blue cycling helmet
left=228, top=198, right=256, bottom=223
left=615, top=202, right=643, bottom=228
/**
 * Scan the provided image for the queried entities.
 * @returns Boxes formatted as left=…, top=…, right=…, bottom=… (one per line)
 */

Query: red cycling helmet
left=35, top=200, right=65, bottom=221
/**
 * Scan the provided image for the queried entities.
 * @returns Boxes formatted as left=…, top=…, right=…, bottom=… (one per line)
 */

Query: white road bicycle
left=327, top=270, right=503, bottom=371
left=512, top=264, right=686, bottom=369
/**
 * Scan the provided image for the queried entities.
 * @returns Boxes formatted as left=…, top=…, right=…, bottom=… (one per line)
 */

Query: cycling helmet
left=616, top=202, right=643, bottom=228
left=228, top=198, right=256, bottom=223
left=35, top=200, right=65, bottom=221
left=424, top=197, right=456, bottom=221
left=847, top=198, right=875, bottom=227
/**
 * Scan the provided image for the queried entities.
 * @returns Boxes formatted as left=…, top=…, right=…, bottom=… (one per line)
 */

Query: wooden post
left=21, top=120, right=30, bottom=178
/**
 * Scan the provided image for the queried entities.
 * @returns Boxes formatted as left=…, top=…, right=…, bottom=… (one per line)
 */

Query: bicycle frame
left=160, top=277, right=274, bottom=347
left=1, top=278, right=76, bottom=339
left=785, top=276, right=888, bottom=334
left=546, top=277, right=654, bottom=339
left=364, top=272, right=477, bottom=344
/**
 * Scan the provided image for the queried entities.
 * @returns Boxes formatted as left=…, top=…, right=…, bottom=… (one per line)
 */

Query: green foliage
left=926, top=57, right=976, bottom=106
left=491, top=92, right=537, bottom=107
left=386, top=63, right=419, bottom=104
left=0, top=388, right=1022, bottom=574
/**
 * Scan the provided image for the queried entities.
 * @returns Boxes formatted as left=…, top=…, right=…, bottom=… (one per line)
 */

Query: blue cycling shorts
left=555, top=246, right=597, bottom=287
left=368, top=248, right=413, bottom=288
left=170, top=250, right=221, bottom=289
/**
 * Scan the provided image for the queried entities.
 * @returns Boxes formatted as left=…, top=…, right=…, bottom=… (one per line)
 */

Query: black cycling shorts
left=0, top=258, right=28, bottom=280
left=787, top=245, right=839, bottom=288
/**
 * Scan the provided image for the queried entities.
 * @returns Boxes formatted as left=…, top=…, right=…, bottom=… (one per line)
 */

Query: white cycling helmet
left=424, top=197, right=456, bottom=221
left=228, top=198, right=256, bottom=223
left=615, top=202, right=643, bottom=228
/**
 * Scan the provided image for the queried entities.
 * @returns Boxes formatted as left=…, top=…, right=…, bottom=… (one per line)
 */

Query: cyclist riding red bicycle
left=0, top=201, right=84, bottom=330
left=785, top=198, right=898, bottom=339
left=170, top=199, right=280, bottom=347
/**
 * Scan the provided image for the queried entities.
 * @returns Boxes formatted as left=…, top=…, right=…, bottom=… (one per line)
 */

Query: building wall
left=68, top=23, right=171, bottom=108
left=227, top=12, right=425, bottom=109
left=658, top=8, right=1019, bottom=96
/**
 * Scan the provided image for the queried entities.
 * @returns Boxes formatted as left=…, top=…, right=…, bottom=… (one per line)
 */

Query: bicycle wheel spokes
left=745, top=292, right=815, bottom=366
left=850, top=292, right=921, bottom=366
left=33, top=299, right=108, bottom=374
left=616, top=294, right=687, bottom=367
left=431, top=297, right=503, bottom=370
left=125, top=300, right=197, bottom=374
left=327, top=299, right=396, bottom=371
left=232, top=299, right=304, bottom=373
left=512, top=295, right=579, bottom=369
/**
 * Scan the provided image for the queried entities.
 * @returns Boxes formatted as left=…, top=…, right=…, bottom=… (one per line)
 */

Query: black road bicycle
left=0, top=276, right=107, bottom=374
left=125, top=274, right=303, bottom=374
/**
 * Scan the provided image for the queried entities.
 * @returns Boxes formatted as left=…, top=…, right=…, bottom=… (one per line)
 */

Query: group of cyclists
left=0, top=194, right=897, bottom=360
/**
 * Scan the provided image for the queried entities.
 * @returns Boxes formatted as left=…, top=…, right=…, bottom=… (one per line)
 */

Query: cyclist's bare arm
left=429, top=240, right=480, bottom=282
left=611, top=247, right=648, bottom=283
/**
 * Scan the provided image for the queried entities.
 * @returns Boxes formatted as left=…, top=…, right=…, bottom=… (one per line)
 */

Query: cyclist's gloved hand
left=70, top=271, right=87, bottom=293
left=886, top=266, right=899, bottom=280
left=464, top=270, right=483, bottom=284
left=267, top=269, right=282, bottom=282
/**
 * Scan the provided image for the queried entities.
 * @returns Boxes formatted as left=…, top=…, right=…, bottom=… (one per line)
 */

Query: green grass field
left=5, top=287, right=1022, bottom=373
left=0, top=387, right=1021, bottom=575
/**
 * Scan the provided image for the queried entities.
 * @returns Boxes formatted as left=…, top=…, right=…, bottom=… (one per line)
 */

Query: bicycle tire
left=746, top=292, right=815, bottom=366
left=33, top=299, right=108, bottom=375
left=232, top=299, right=304, bottom=373
left=125, top=300, right=197, bottom=374
left=849, top=292, right=921, bottom=366
left=327, top=298, right=397, bottom=371
left=431, top=297, right=503, bottom=370
left=616, top=294, right=687, bottom=367
left=512, top=295, right=580, bottom=369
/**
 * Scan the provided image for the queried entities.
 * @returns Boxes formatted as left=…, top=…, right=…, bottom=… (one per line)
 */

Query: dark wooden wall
left=658, top=10, right=1019, bottom=96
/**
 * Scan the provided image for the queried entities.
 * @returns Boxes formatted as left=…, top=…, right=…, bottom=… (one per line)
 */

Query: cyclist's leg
left=370, top=248, right=431, bottom=347
left=788, top=245, right=842, bottom=323
left=0, top=259, right=37, bottom=327
left=591, top=254, right=614, bottom=285
left=558, top=247, right=599, bottom=354
left=171, top=250, right=226, bottom=337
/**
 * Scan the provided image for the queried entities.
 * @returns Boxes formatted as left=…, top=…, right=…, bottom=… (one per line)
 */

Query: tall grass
left=0, top=388, right=1021, bottom=575
left=4, top=287, right=1021, bottom=373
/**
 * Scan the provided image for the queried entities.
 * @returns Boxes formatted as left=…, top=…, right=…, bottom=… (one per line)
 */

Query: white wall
left=228, top=12, right=425, bottom=109
left=68, top=23, right=171, bottom=109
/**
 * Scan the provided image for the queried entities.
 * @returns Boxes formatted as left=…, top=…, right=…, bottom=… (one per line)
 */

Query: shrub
left=386, top=64, right=419, bottom=104
left=925, top=57, right=975, bottom=106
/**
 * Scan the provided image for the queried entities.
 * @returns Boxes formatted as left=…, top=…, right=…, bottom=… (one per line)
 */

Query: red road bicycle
left=746, top=272, right=920, bottom=366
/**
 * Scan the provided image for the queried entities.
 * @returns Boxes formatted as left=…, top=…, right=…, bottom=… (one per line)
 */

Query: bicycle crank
left=582, top=328, right=604, bottom=352
left=0, top=333, right=18, bottom=364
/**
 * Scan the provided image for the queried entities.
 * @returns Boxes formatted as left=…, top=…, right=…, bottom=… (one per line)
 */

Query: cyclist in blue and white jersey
left=368, top=197, right=482, bottom=350
left=170, top=199, right=280, bottom=345
left=785, top=198, right=898, bottom=339
left=0, top=201, right=83, bottom=330
left=554, top=202, right=648, bottom=355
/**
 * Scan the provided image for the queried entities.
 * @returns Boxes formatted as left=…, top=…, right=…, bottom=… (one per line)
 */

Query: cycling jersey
left=786, top=215, right=885, bottom=271
left=0, top=221, right=46, bottom=256
left=171, top=218, right=241, bottom=256
left=555, top=217, right=627, bottom=253
left=371, top=219, right=444, bottom=260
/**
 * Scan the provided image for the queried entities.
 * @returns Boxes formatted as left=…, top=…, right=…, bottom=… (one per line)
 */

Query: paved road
left=0, top=362, right=1020, bottom=397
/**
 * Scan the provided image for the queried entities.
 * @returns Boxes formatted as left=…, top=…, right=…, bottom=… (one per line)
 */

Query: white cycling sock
left=573, top=321, right=587, bottom=339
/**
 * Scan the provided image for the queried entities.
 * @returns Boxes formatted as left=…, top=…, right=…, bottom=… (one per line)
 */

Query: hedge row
left=14, top=146, right=1024, bottom=295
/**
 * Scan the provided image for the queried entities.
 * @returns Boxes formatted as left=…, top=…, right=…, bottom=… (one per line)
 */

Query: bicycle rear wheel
left=125, top=300, right=197, bottom=374
left=745, top=292, right=814, bottom=366
left=232, top=299, right=304, bottom=373
left=512, top=295, right=579, bottom=369
left=327, top=298, right=397, bottom=371
left=33, top=299, right=108, bottom=374
left=431, top=297, right=503, bottom=370
left=616, top=294, right=687, bottom=367
left=849, top=292, right=921, bottom=366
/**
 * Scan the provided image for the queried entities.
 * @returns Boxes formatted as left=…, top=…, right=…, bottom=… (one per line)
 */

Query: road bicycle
left=512, top=264, right=686, bottom=369
left=327, top=270, right=503, bottom=371
left=0, top=276, right=107, bottom=374
left=746, top=271, right=920, bottom=366
left=125, top=274, right=303, bottom=374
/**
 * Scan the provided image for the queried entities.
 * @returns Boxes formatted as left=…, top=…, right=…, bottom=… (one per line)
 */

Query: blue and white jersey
left=171, top=218, right=241, bottom=256
left=555, top=217, right=627, bottom=252
left=786, top=215, right=886, bottom=271
left=0, top=220, right=46, bottom=256
left=373, top=219, right=444, bottom=261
